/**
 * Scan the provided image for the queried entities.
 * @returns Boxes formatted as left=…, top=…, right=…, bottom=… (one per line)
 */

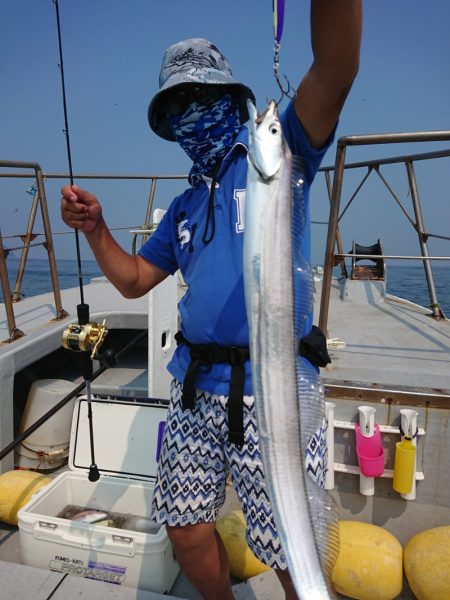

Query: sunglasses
left=162, top=85, right=229, bottom=117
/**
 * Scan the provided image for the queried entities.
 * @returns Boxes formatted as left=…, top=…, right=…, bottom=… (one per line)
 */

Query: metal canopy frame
left=318, top=132, right=450, bottom=334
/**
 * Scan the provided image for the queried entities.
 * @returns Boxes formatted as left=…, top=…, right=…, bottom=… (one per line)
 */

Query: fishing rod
left=53, top=0, right=108, bottom=483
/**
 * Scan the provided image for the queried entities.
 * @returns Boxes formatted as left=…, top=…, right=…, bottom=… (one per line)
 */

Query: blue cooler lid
left=69, top=397, right=168, bottom=482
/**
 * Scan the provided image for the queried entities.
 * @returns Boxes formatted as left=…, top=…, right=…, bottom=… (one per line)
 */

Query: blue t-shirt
left=139, top=99, right=333, bottom=395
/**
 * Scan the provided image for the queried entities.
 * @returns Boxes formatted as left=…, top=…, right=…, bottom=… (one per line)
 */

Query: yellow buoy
left=404, top=526, right=450, bottom=600
left=331, top=520, right=403, bottom=600
left=0, top=470, right=51, bottom=525
left=216, top=510, right=271, bottom=580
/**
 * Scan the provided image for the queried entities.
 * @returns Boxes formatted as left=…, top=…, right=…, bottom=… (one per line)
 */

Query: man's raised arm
left=295, top=0, right=363, bottom=148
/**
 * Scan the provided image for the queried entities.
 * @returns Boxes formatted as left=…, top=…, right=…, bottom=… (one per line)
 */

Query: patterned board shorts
left=151, top=379, right=327, bottom=570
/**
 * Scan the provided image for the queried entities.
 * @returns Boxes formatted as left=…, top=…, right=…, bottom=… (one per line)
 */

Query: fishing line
left=53, top=0, right=100, bottom=482
left=53, top=0, right=85, bottom=304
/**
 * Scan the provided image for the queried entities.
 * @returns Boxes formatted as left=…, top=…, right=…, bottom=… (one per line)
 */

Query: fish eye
left=270, top=126, right=279, bottom=135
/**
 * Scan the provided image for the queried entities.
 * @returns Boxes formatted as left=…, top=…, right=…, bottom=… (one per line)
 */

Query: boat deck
left=0, top=276, right=149, bottom=348
left=319, top=278, right=450, bottom=394
left=3, top=275, right=449, bottom=394
left=0, top=488, right=417, bottom=600
left=0, top=486, right=289, bottom=600
left=1, top=276, right=449, bottom=599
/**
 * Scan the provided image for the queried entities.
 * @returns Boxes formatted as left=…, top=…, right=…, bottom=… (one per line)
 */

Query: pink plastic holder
left=355, top=423, right=385, bottom=477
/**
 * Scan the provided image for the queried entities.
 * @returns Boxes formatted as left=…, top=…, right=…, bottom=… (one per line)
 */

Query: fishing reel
left=62, top=319, right=107, bottom=359
left=62, top=304, right=118, bottom=368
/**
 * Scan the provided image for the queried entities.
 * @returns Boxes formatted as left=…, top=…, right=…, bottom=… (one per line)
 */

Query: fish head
left=247, top=99, right=286, bottom=180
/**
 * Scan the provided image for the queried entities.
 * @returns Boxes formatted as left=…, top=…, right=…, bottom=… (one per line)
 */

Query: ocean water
left=386, top=264, right=450, bottom=315
left=2, top=259, right=450, bottom=316
left=1, top=259, right=103, bottom=301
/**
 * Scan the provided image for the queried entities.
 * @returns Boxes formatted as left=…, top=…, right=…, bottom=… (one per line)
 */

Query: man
left=61, top=2, right=362, bottom=598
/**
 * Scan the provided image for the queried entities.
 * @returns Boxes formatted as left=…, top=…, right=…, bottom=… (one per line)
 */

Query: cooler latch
left=112, top=534, right=133, bottom=544
left=38, top=521, right=58, bottom=530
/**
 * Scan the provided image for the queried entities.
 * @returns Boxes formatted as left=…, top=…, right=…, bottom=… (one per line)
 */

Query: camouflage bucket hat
left=148, top=38, right=256, bottom=141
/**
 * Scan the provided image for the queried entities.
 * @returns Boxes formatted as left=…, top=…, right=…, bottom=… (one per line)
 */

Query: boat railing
left=0, top=162, right=187, bottom=343
left=2, top=134, right=450, bottom=343
left=317, top=131, right=450, bottom=335
left=0, top=160, right=70, bottom=342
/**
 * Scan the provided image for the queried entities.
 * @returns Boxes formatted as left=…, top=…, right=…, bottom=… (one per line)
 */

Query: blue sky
left=1, top=0, right=449, bottom=267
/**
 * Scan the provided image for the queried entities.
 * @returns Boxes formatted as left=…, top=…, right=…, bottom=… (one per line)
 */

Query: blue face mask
left=168, top=94, right=241, bottom=175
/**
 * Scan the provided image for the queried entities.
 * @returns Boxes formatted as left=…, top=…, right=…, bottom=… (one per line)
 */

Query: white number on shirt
left=234, top=189, right=246, bottom=233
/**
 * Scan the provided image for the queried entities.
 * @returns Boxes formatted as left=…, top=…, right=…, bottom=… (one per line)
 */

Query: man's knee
left=166, top=522, right=217, bottom=554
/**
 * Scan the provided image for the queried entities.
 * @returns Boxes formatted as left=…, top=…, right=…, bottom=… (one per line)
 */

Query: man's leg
left=275, top=568, right=298, bottom=600
left=167, top=522, right=234, bottom=600
left=151, top=382, right=232, bottom=597
left=226, top=394, right=299, bottom=599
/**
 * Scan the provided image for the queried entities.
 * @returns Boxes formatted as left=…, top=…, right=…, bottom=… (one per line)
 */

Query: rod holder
left=358, top=405, right=376, bottom=437
left=357, top=405, right=383, bottom=495
left=325, top=402, right=335, bottom=490
left=399, top=409, right=419, bottom=500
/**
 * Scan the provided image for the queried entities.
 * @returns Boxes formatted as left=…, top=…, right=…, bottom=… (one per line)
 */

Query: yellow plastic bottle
left=392, top=436, right=416, bottom=494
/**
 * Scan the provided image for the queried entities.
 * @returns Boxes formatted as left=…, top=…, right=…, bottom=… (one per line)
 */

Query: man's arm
left=295, top=0, right=362, bottom=149
left=61, top=184, right=169, bottom=298
left=84, top=219, right=169, bottom=299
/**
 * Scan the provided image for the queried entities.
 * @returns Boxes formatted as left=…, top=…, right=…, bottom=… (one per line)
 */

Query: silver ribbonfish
left=243, top=99, right=339, bottom=599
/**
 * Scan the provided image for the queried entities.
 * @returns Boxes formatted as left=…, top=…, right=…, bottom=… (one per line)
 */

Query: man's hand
left=61, top=184, right=103, bottom=233
left=60, top=183, right=169, bottom=298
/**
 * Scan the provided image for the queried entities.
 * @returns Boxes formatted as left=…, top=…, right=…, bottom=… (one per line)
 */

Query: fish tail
left=301, top=362, right=340, bottom=583
left=305, top=475, right=340, bottom=581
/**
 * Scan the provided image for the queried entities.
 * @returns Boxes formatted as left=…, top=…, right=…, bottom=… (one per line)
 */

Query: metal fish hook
left=273, top=40, right=295, bottom=104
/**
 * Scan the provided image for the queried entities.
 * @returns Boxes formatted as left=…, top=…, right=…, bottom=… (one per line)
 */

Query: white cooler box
left=18, top=396, right=180, bottom=593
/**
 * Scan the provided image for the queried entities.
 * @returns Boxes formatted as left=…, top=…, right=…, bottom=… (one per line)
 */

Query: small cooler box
left=18, top=396, right=180, bottom=593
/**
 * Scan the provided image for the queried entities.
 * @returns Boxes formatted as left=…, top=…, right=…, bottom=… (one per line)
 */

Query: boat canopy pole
left=53, top=0, right=108, bottom=482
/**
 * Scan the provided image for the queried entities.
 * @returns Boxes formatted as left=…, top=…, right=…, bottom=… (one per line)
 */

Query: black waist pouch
left=299, top=325, right=331, bottom=368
